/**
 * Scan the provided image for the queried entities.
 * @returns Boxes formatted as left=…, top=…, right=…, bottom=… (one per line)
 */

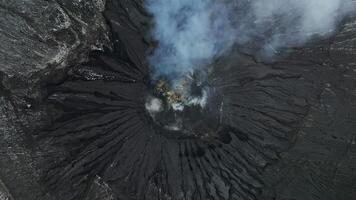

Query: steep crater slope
left=0, top=1, right=355, bottom=200
left=39, top=1, right=356, bottom=200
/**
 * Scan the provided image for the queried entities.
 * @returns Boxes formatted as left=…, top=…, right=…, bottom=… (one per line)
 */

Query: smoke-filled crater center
left=145, top=72, right=225, bottom=141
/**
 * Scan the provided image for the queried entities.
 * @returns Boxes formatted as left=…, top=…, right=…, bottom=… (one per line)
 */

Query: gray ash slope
left=0, top=0, right=356, bottom=200
left=0, top=0, right=110, bottom=200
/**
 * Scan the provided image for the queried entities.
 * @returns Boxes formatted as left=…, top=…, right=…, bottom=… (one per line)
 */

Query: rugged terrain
left=0, top=0, right=356, bottom=200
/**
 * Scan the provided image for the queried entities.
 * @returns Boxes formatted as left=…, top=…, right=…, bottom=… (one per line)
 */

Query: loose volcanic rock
left=0, top=1, right=355, bottom=200
left=0, top=0, right=111, bottom=200
left=0, top=0, right=109, bottom=100
left=38, top=2, right=356, bottom=200
left=260, top=16, right=356, bottom=200
left=0, top=178, right=14, bottom=200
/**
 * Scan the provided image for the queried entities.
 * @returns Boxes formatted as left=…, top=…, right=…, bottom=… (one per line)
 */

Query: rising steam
left=146, top=0, right=355, bottom=79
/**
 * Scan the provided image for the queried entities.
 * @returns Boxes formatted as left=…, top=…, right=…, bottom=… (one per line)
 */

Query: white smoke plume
left=146, top=0, right=355, bottom=79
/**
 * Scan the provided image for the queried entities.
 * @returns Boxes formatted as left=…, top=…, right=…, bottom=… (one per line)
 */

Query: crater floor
left=0, top=1, right=356, bottom=200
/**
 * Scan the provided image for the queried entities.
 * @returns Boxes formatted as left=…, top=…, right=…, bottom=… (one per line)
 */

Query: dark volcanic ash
left=31, top=1, right=356, bottom=200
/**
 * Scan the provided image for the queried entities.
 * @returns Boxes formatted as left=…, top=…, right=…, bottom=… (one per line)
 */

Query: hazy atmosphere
left=146, top=0, right=355, bottom=79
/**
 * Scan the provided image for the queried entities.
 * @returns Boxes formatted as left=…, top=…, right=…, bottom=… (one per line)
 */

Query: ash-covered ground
left=0, top=1, right=356, bottom=200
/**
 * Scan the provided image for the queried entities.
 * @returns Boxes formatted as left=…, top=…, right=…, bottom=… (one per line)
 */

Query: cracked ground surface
left=0, top=0, right=356, bottom=200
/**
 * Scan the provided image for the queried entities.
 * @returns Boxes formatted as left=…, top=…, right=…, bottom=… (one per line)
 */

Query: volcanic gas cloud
left=146, top=0, right=355, bottom=81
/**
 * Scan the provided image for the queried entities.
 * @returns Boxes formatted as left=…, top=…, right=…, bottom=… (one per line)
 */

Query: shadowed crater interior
left=35, top=1, right=356, bottom=200
left=39, top=47, right=309, bottom=200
